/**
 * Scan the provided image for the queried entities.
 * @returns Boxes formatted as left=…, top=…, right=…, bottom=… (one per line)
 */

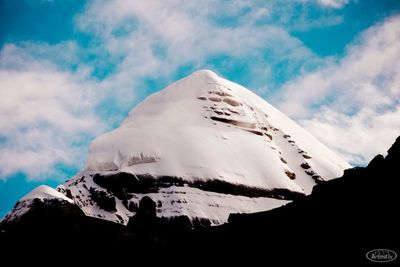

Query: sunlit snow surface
left=88, top=70, right=349, bottom=193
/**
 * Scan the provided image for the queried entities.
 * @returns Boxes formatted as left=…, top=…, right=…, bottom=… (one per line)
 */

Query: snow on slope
left=56, top=70, right=350, bottom=225
left=87, top=70, right=349, bottom=193
left=21, top=185, right=73, bottom=203
left=3, top=185, right=73, bottom=222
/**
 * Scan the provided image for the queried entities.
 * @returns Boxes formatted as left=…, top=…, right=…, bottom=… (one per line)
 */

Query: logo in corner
left=366, top=249, right=397, bottom=263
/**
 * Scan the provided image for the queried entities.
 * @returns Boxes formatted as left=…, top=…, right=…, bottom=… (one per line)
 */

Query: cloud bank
left=277, top=16, right=400, bottom=165
left=0, top=44, right=104, bottom=180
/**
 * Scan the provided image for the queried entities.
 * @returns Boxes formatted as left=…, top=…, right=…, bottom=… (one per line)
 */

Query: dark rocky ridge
left=1, top=136, right=399, bottom=265
left=92, top=172, right=305, bottom=200
left=2, top=198, right=84, bottom=229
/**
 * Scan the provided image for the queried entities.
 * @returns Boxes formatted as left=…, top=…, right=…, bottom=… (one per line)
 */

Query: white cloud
left=318, top=0, right=350, bottom=9
left=76, top=0, right=325, bottom=92
left=276, top=16, right=400, bottom=165
left=0, top=44, right=105, bottom=180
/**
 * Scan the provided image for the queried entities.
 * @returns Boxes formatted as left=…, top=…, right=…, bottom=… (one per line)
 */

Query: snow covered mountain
left=4, top=70, right=350, bottom=226
left=3, top=185, right=73, bottom=223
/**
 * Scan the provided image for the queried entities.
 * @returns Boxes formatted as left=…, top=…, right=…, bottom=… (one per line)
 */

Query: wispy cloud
left=276, top=16, right=400, bottom=165
left=0, top=44, right=104, bottom=180
left=318, top=0, right=350, bottom=9
left=76, top=0, right=336, bottom=91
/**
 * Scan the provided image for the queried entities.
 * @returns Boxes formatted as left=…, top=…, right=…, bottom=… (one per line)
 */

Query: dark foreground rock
left=1, top=136, right=399, bottom=265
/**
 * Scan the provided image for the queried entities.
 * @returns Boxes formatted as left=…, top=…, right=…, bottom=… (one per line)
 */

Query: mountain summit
left=4, top=70, right=350, bottom=225
left=88, top=70, right=348, bottom=190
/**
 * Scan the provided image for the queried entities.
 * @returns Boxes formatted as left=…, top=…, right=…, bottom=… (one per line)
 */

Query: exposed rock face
left=89, top=187, right=117, bottom=212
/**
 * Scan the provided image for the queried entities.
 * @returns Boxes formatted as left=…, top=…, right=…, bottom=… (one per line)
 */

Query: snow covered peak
left=21, top=185, right=73, bottom=203
left=87, top=70, right=349, bottom=194
left=3, top=70, right=351, bottom=227
left=56, top=70, right=351, bottom=225
left=188, top=69, right=221, bottom=82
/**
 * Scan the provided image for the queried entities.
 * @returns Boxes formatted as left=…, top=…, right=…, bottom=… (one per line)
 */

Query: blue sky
left=1, top=0, right=400, bottom=218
